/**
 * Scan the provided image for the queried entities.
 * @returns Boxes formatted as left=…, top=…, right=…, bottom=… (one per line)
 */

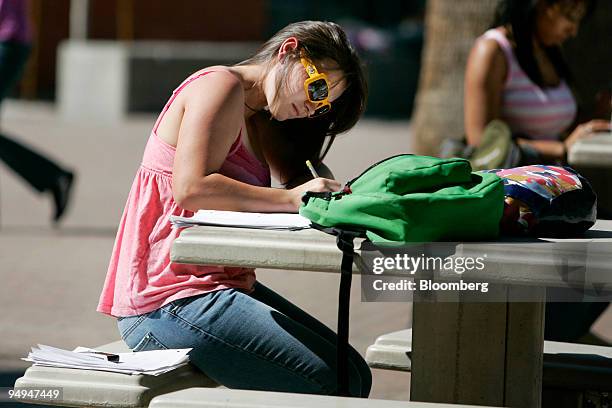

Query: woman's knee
left=312, top=351, right=371, bottom=397
left=347, top=353, right=372, bottom=398
left=356, top=362, right=372, bottom=397
left=297, top=363, right=369, bottom=398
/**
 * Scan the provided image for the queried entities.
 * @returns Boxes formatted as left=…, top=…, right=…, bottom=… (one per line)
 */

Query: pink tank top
left=481, top=29, right=577, bottom=140
left=97, top=70, right=271, bottom=317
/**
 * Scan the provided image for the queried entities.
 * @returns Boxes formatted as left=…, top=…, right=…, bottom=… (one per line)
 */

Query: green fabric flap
left=349, top=155, right=473, bottom=195
left=300, top=155, right=505, bottom=244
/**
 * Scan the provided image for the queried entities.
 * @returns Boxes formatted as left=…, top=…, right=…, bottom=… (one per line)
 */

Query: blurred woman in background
left=465, top=0, right=610, bottom=165
left=464, top=0, right=610, bottom=345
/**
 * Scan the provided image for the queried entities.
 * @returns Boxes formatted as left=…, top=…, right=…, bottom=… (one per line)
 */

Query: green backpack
left=299, top=154, right=505, bottom=244
left=300, top=154, right=505, bottom=395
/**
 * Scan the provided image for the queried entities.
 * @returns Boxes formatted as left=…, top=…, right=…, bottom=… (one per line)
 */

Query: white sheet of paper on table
left=170, top=209, right=312, bottom=230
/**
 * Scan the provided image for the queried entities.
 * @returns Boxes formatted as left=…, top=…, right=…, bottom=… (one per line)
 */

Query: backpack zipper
left=345, top=154, right=410, bottom=188
left=303, top=154, right=411, bottom=204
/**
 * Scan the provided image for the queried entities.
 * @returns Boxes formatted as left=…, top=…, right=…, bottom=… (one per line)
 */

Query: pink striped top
left=481, top=28, right=577, bottom=140
left=97, top=70, right=271, bottom=317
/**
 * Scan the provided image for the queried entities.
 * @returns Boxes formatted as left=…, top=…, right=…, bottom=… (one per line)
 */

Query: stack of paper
left=170, top=209, right=312, bottom=230
left=23, top=344, right=192, bottom=376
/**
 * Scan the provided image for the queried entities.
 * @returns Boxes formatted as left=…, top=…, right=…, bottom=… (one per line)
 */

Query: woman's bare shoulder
left=472, top=34, right=505, bottom=60
left=469, top=33, right=507, bottom=75
left=181, top=67, right=243, bottom=97
left=172, top=67, right=244, bottom=118
left=466, top=29, right=508, bottom=89
left=155, top=67, right=244, bottom=147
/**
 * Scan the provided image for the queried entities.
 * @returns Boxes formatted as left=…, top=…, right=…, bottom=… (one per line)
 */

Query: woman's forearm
left=175, top=173, right=295, bottom=213
left=516, top=138, right=565, bottom=162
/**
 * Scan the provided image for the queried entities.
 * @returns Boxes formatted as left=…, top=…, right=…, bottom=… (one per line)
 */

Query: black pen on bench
left=87, top=351, right=120, bottom=362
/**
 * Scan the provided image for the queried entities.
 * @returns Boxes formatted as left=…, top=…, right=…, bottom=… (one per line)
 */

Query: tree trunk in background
left=411, top=0, right=497, bottom=155
left=411, top=0, right=612, bottom=155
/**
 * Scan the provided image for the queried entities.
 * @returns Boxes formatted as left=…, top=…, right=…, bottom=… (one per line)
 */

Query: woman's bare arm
left=465, top=37, right=572, bottom=161
left=464, top=38, right=507, bottom=146
left=172, top=72, right=339, bottom=213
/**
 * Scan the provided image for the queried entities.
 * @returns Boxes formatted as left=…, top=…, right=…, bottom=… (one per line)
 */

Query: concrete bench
left=57, top=40, right=261, bottom=123
left=366, top=329, right=612, bottom=406
left=12, top=341, right=491, bottom=408
left=148, top=387, right=489, bottom=408
left=366, top=329, right=612, bottom=373
left=13, top=340, right=218, bottom=407
left=366, top=329, right=414, bottom=372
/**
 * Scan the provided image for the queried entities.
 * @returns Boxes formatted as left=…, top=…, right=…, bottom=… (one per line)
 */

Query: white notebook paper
left=23, top=344, right=192, bottom=376
left=170, top=209, right=312, bottom=230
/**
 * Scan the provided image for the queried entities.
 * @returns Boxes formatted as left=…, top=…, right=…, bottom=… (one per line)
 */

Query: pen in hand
left=305, top=160, right=319, bottom=178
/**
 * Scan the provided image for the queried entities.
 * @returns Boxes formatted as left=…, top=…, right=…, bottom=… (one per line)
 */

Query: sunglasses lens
left=311, top=104, right=331, bottom=118
left=308, top=79, right=329, bottom=101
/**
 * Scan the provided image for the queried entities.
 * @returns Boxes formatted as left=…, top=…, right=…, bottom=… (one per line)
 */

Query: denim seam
left=161, top=307, right=335, bottom=394
left=134, top=331, right=169, bottom=352
left=120, top=314, right=148, bottom=340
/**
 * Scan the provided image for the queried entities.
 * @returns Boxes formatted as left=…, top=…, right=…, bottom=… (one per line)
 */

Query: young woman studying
left=97, top=21, right=371, bottom=396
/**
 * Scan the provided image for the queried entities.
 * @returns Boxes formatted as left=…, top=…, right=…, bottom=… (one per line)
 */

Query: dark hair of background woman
left=491, top=0, right=596, bottom=88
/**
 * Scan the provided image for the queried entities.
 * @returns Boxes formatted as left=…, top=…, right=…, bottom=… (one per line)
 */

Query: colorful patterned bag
left=482, top=165, right=597, bottom=235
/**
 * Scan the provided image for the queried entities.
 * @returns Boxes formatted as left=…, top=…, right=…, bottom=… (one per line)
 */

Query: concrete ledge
left=171, top=226, right=361, bottom=273
left=57, top=40, right=261, bottom=123
left=365, top=329, right=412, bottom=371
left=171, top=221, right=612, bottom=285
left=13, top=341, right=218, bottom=407
left=367, top=328, right=612, bottom=393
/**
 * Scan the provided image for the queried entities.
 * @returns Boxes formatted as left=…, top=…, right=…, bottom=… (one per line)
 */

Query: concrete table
left=567, top=132, right=612, bottom=168
left=568, top=131, right=612, bottom=217
left=171, top=220, right=612, bottom=407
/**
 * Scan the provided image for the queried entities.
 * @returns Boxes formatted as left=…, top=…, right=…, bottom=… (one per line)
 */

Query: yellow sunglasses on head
left=300, top=57, right=332, bottom=118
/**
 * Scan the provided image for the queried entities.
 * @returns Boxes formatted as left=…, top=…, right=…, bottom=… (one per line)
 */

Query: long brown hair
left=491, top=0, right=596, bottom=88
left=238, top=21, right=367, bottom=185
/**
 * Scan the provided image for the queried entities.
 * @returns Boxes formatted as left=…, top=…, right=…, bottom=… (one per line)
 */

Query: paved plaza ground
left=0, top=101, right=415, bottom=400
left=0, top=101, right=610, bottom=401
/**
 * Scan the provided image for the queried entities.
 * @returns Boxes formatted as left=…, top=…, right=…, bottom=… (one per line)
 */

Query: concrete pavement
left=0, top=101, right=414, bottom=400
left=1, top=101, right=610, bottom=401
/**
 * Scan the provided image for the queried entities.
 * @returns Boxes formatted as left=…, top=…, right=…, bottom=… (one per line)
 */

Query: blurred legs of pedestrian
left=0, top=40, right=74, bottom=223
left=0, top=133, right=74, bottom=222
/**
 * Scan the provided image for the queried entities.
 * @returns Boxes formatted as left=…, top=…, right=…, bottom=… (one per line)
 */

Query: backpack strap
left=336, top=230, right=356, bottom=396
left=312, top=224, right=365, bottom=396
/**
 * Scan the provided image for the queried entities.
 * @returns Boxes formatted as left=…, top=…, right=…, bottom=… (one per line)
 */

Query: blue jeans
left=117, top=281, right=371, bottom=397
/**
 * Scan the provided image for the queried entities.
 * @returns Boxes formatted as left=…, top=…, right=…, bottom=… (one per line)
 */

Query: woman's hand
left=564, top=120, right=612, bottom=150
left=288, top=177, right=341, bottom=211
